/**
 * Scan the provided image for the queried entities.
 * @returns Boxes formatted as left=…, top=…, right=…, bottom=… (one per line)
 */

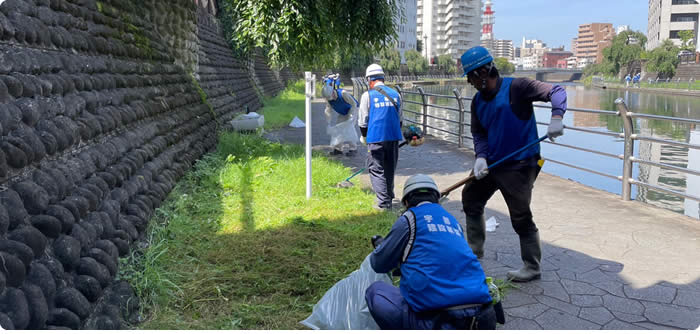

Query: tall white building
left=417, top=0, right=482, bottom=63
left=396, top=0, right=418, bottom=63
left=648, top=0, right=700, bottom=51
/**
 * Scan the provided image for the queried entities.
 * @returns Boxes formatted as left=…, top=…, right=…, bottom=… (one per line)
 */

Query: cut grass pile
left=121, top=132, right=395, bottom=329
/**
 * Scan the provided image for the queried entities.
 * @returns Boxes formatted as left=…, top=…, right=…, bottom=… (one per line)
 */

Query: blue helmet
left=460, top=46, right=494, bottom=77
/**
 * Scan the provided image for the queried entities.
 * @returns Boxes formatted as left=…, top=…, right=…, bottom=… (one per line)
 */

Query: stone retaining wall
left=0, top=0, right=293, bottom=329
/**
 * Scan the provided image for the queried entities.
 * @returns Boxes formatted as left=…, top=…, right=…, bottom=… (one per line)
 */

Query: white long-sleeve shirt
left=324, top=89, right=358, bottom=123
left=357, top=82, right=403, bottom=130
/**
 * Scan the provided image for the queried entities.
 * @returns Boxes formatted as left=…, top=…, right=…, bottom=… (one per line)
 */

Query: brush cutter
left=336, top=141, right=408, bottom=188
left=439, top=135, right=549, bottom=203
left=335, top=125, right=424, bottom=188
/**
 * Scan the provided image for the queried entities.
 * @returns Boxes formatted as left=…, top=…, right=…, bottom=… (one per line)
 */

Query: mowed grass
left=261, top=80, right=306, bottom=129
left=122, top=131, right=395, bottom=330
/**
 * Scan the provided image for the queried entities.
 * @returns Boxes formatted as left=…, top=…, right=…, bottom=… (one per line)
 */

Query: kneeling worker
left=365, top=174, right=497, bottom=330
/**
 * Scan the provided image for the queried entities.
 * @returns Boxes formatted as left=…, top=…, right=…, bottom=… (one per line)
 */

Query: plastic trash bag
left=289, top=116, right=305, bottom=128
left=300, top=254, right=393, bottom=330
left=327, top=114, right=359, bottom=151
left=485, top=216, right=500, bottom=232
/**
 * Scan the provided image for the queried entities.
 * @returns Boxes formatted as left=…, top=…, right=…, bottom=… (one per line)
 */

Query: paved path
left=265, top=101, right=700, bottom=330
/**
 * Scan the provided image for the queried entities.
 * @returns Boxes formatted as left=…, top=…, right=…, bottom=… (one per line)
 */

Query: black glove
left=371, top=235, right=384, bottom=249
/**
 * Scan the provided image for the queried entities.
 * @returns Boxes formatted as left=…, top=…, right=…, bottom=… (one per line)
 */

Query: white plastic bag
left=300, top=254, right=393, bottom=330
left=327, top=115, right=359, bottom=150
left=289, top=116, right=306, bottom=128
left=486, top=216, right=500, bottom=232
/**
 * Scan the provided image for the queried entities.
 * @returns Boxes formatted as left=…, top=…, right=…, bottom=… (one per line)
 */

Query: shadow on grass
left=132, top=133, right=397, bottom=330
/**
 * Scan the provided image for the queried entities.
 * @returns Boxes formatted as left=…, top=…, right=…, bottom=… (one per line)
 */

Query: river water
left=400, top=83, right=700, bottom=219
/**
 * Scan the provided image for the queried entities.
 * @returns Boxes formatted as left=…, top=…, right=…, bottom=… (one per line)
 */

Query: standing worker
left=358, top=64, right=403, bottom=210
left=365, top=174, right=498, bottom=330
left=625, top=74, right=631, bottom=87
left=321, top=74, right=360, bottom=155
left=460, top=46, right=567, bottom=282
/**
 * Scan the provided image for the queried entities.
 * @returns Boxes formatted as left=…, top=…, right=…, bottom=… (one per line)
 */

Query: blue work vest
left=473, top=77, right=539, bottom=164
left=329, top=89, right=357, bottom=116
left=399, top=203, right=492, bottom=312
left=367, top=87, right=403, bottom=143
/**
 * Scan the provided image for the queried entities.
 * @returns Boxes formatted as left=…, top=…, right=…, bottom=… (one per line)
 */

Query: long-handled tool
left=336, top=141, right=409, bottom=188
left=439, top=135, right=549, bottom=202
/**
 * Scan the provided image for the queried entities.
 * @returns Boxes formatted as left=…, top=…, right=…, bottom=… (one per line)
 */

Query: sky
left=491, top=0, right=648, bottom=50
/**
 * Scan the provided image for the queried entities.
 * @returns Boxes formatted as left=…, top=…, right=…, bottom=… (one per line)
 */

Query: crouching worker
left=321, top=73, right=360, bottom=155
left=365, top=174, right=498, bottom=330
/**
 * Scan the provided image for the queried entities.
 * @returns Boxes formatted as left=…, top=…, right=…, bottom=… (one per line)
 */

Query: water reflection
left=402, top=83, right=700, bottom=218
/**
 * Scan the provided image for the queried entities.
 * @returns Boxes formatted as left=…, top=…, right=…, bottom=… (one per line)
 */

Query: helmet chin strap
left=480, top=63, right=495, bottom=90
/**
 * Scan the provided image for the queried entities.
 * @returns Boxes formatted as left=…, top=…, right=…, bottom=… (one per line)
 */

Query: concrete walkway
left=265, top=101, right=700, bottom=330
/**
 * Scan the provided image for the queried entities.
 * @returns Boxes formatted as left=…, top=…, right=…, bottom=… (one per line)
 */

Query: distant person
left=459, top=46, right=567, bottom=282
left=321, top=73, right=359, bottom=155
left=358, top=64, right=403, bottom=210
left=366, top=174, right=498, bottom=330
left=625, top=74, right=631, bottom=87
left=633, top=73, right=640, bottom=88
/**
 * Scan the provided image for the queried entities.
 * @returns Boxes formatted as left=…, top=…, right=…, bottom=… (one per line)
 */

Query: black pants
left=367, top=141, right=399, bottom=208
left=462, top=164, right=540, bottom=236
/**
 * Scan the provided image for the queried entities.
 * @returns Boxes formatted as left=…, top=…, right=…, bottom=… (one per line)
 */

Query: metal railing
left=351, top=78, right=700, bottom=203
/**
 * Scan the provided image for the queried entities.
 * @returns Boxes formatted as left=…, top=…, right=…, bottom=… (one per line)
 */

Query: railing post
left=453, top=88, right=465, bottom=147
left=615, top=98, right=635, bottom=201
left=417, top=86, right=428, bottom=135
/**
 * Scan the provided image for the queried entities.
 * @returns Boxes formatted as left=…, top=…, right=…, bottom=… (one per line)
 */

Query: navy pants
left=367, top=141, right=399, bottom=208
left=462, top=164, right=540, bottom=236
left=365, top=281, right=497, bottom=330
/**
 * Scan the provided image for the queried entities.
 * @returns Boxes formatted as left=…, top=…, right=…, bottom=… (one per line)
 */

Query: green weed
left=125, top=132, right=394, bottom=329
left=261, top=80, right=306, bottom=129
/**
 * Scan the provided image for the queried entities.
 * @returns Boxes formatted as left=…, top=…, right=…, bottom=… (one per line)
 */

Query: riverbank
left=592, top=81, right=700, bottom=98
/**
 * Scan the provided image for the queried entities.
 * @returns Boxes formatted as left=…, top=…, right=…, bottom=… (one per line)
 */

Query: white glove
left=473, top=157, right=489, bottom=180
left=360, top=136, right=367, bottom=145
left=547, top=116, right=564, bottom=142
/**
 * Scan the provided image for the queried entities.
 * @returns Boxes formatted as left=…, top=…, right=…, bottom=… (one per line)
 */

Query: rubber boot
left=507, top=232, right=542, bottom=282
left=465, top=215, right=486, bottom=258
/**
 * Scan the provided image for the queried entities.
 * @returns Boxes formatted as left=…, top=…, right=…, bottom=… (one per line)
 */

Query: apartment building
left=396, top=0, right=418, bottom=63
left=417, top=0, right=482, bottom=62
left=648, top=0, right=700, bottom=51
left=481, top=39, right=514, bottom=59
left=575, top=23, right=615, bottom=64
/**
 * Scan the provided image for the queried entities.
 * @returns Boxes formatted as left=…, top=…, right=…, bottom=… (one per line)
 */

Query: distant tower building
left=482, top=0, right=494, bottom=41
left=479, top=0, right=513, bottom=60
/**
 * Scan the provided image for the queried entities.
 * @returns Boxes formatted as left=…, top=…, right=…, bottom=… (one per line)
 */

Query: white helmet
left=401, top=174, right=440, bottom=203
left=365, top=63, right=385, bottom=79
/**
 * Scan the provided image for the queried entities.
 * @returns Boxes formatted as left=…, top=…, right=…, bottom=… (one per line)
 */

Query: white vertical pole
left=305, top=72, right=312, bottom=199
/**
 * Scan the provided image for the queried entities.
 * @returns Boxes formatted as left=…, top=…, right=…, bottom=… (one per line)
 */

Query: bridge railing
left=350, top=78, right=700, bottom=203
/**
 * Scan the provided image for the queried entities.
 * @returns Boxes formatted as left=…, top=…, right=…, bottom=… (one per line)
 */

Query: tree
left=678, top=30, right=695, bottom=50
left=646, top=39, right=680, bottom=77
left=405, top=50, right=427, bottom=74
left=378, top=48, right=401, bottom=74
left=437, top=54, right=454, bottom=73
left=494, top=57, right=515, bottom=74
left=219, top=0, right=401, bottom=69
left=601, top=30, right=647, bottom=76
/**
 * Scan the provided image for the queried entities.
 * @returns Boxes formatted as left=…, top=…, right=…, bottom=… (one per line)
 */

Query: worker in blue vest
left=460, top=46, right=567, bottom=282
left=365, top=174, right=497, bottom=330
left=322, top=74, right=359, bottom=155
left=358, top=64, right=403, bottom=210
